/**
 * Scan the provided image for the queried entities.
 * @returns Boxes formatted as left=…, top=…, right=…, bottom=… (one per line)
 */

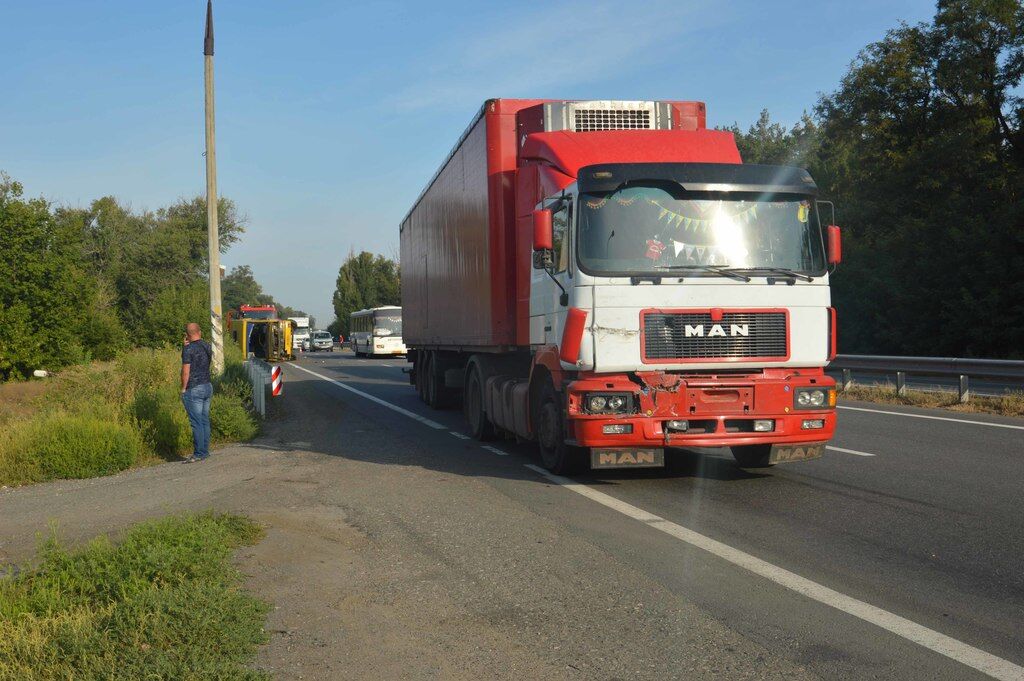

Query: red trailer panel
left=401, top=98, right=711, bottom=350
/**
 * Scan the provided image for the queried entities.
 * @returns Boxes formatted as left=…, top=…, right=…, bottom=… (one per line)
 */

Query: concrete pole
left=204, top=0, right=224, bottom=373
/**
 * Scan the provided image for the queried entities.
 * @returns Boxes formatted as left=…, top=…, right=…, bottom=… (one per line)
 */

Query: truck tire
left=536, top=381, right=585, bottom=475
left=731, top=444, right=774, bottom=468
left=416, top=352, right=430, bottom=403
left=464, top=364, right=495, bottom=441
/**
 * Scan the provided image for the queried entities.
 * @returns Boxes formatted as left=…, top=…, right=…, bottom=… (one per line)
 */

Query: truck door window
left=553, top=204, right=569, bottom=273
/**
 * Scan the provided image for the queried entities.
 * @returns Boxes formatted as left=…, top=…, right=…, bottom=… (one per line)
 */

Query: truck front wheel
left=536, top=382, right=584, bottom=475
left=731, top=444, right=774, bottom=468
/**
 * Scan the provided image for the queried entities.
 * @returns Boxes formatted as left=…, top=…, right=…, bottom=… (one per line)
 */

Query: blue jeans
left=181, top=382, right=213, bottom=458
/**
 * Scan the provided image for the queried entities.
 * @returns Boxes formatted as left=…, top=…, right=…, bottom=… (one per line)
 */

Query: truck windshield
left=373, top=314, right=403, bottom=336
left=577, top=184, right=826, bottom=277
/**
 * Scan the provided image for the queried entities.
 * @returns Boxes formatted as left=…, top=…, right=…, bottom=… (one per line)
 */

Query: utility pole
left=203, top=0, right=224, bottom=373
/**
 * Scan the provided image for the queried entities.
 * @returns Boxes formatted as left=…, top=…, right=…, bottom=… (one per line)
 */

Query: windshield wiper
left=653, top=264, right=752, bottom=282
left=728, top=267, right=814, bottom=282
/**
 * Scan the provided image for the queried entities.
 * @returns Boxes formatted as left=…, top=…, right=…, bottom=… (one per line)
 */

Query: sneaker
left=182, top=456, right=199, bottom=464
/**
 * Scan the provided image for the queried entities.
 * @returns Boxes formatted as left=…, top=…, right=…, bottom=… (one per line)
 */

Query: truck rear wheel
left=536, top=381, right=585, bottom=475
left=464, top=364, right=495, bottom=441
left=731, top=444, right=774, bottom=468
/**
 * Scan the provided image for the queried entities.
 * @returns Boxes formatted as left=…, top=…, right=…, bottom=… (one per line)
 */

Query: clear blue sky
left=1, top=0, right=936, bottom=325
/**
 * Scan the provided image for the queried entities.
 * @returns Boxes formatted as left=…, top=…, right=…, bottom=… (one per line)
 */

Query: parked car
left=309, top=330, right=334, bottom=352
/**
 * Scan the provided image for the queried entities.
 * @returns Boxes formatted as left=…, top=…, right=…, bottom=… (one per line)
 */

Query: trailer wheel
left=731, top=444, right=774, bottom=468
left=536, top=381, right=585, bottom=475
left=416, top=352, right=430, bottom=403
left=464, top=364, right=495, bottom=441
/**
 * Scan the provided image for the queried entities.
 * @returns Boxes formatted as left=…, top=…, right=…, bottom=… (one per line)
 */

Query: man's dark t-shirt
left=182, top=340, right=213, bottom=389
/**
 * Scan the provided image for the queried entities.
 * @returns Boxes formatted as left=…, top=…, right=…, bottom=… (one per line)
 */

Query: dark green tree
left=222, top=265, right=275, bottom=313
left=331, top=251, right=400, bottom=335
left=814, top=0, right=1024, bottom=356
left=722, top=109, right=820, bottom=167
left=0, top=175, right=92, bottom=378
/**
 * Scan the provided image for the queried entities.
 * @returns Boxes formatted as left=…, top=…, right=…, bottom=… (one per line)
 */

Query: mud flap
left=591, top=448, right=665, bottom=469
left=769, top=442, right=826, bottom=464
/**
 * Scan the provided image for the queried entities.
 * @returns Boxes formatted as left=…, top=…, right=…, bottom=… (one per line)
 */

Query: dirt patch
left=0, top=379, right=48, bottom=424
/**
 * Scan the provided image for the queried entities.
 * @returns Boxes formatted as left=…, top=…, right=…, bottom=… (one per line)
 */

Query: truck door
left=530, top=199, right=572, bottom=346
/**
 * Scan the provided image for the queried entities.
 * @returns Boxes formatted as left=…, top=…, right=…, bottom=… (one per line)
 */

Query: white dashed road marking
left=482, top=445, right=509, bottom=456
left=449, top=431, right=471, bottom=440
left=827, top=446, right=876, bottom=457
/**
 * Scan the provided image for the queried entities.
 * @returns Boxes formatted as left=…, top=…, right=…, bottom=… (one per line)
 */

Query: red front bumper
left=564, top=368, right=836, bottom=449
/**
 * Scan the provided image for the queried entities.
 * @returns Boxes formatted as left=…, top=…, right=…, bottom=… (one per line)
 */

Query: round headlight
left=607, top=395, right=625, bottom=410
left=588, top=396, right=607, bottom=411
left=799, top=389, right=826, bottom=407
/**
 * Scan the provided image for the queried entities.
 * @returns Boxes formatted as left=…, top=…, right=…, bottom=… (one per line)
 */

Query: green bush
left=0, top=512, right=269, bottom=680
left=132, top=387, right=193, bottom=459
left=18, top=413, right=145, bottom=480
left=211, top=393, right=258, bottom=441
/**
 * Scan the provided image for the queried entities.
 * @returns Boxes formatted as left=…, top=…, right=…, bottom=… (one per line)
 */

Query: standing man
left=181, top=322, right=214, bottom=463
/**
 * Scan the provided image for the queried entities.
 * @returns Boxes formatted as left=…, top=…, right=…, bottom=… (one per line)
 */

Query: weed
left=0, top=512, right=270, bottom=680
left=840, top=384, right=1024, bottom=417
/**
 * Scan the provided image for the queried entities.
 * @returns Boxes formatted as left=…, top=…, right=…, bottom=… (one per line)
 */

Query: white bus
left=349, top=306, right=406, bottom=357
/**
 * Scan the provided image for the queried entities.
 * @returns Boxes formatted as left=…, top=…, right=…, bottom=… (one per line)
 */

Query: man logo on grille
left=684, top=324, right=750, bottom=337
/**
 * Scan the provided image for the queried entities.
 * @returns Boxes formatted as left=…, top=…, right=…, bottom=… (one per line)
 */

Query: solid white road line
left=292, top=359, right=1020, bottom=679
left=290, top=363, right=447, bottom=430
left=523, top=463, right=1024, bottom=681
left=449, top=431, right=471, bottom=440
left=827, top=445, right=876, bottom=457
left=839, top=405, right=1024, bottom=431
left=482, top=445, right=509, bottom=456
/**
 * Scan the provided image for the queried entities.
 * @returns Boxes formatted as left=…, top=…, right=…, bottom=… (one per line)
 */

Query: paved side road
left=1, top=373, right=818, bottom=680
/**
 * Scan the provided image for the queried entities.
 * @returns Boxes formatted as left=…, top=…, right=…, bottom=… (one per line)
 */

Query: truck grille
left=642, top=311, right=788, bottom=361
left=574, top=108, right=651, bottom=131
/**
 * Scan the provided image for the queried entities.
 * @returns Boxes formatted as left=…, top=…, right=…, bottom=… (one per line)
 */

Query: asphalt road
left=291, top=348, right=1024, bottom=680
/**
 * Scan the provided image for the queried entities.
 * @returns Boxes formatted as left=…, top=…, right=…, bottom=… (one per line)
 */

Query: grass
left=840, top=383, right=1024, bottom=417
left=0, top=345, right=260, bottom=487
left=0, top=512, right=270, bottom=680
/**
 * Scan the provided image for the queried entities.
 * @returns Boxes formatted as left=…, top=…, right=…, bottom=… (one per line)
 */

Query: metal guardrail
left=830, top=355, right=1024, bottom=402
left=244, top=358, right=272, bottom=417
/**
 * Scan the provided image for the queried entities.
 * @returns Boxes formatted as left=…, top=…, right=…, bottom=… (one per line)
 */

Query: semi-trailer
left=400, top=99, right=840, bottom=473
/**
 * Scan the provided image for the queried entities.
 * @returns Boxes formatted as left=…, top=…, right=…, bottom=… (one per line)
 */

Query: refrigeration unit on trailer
left=401, top=99, right=841, bottom=473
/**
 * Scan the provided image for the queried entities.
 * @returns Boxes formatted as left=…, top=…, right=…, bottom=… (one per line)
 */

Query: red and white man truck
left=401, top=99, right=840, bottom=473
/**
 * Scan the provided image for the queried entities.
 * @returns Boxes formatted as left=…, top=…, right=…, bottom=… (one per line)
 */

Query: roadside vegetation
left=0, top=346, right=257, bottom=488
left=0, top=512, right=269, bottom=680
left=840, top=383, right=1024, bottom=418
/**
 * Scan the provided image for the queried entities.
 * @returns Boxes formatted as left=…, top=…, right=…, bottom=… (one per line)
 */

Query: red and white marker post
left=271, top=365, right=283, bottom=396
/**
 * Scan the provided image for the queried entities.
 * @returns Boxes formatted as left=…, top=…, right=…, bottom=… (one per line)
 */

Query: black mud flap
left=591, top=448, right=665, bottom=469
left=769, top=442, right=826, bottom=464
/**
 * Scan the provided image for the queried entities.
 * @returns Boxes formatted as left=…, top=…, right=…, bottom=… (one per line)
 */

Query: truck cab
left=529, top=162, right=839, bottom=471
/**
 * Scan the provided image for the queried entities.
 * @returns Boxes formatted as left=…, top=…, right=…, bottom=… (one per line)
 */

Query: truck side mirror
left=532, top=209, right=554, bottom=269
left=533, top=209, right=553, bottom=251
left=827, top=225, right=842, bottom=265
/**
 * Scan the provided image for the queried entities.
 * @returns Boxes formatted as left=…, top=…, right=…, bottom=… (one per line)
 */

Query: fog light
left=665, top=419, right=688, bottom=432
left=753, top=419, right=774, bottom=432
left=602, top=424, right=632, bottom=434
left=802, top=419, right=825, bottom=429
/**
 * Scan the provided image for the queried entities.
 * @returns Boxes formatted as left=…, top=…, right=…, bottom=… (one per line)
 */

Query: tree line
left=724, top=0, right=1023, bottom=357
left=0, top=176, right=303, bottom=381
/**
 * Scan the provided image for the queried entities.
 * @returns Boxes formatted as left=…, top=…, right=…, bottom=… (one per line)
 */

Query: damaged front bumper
left=564, top=368, right=836, bottom=449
